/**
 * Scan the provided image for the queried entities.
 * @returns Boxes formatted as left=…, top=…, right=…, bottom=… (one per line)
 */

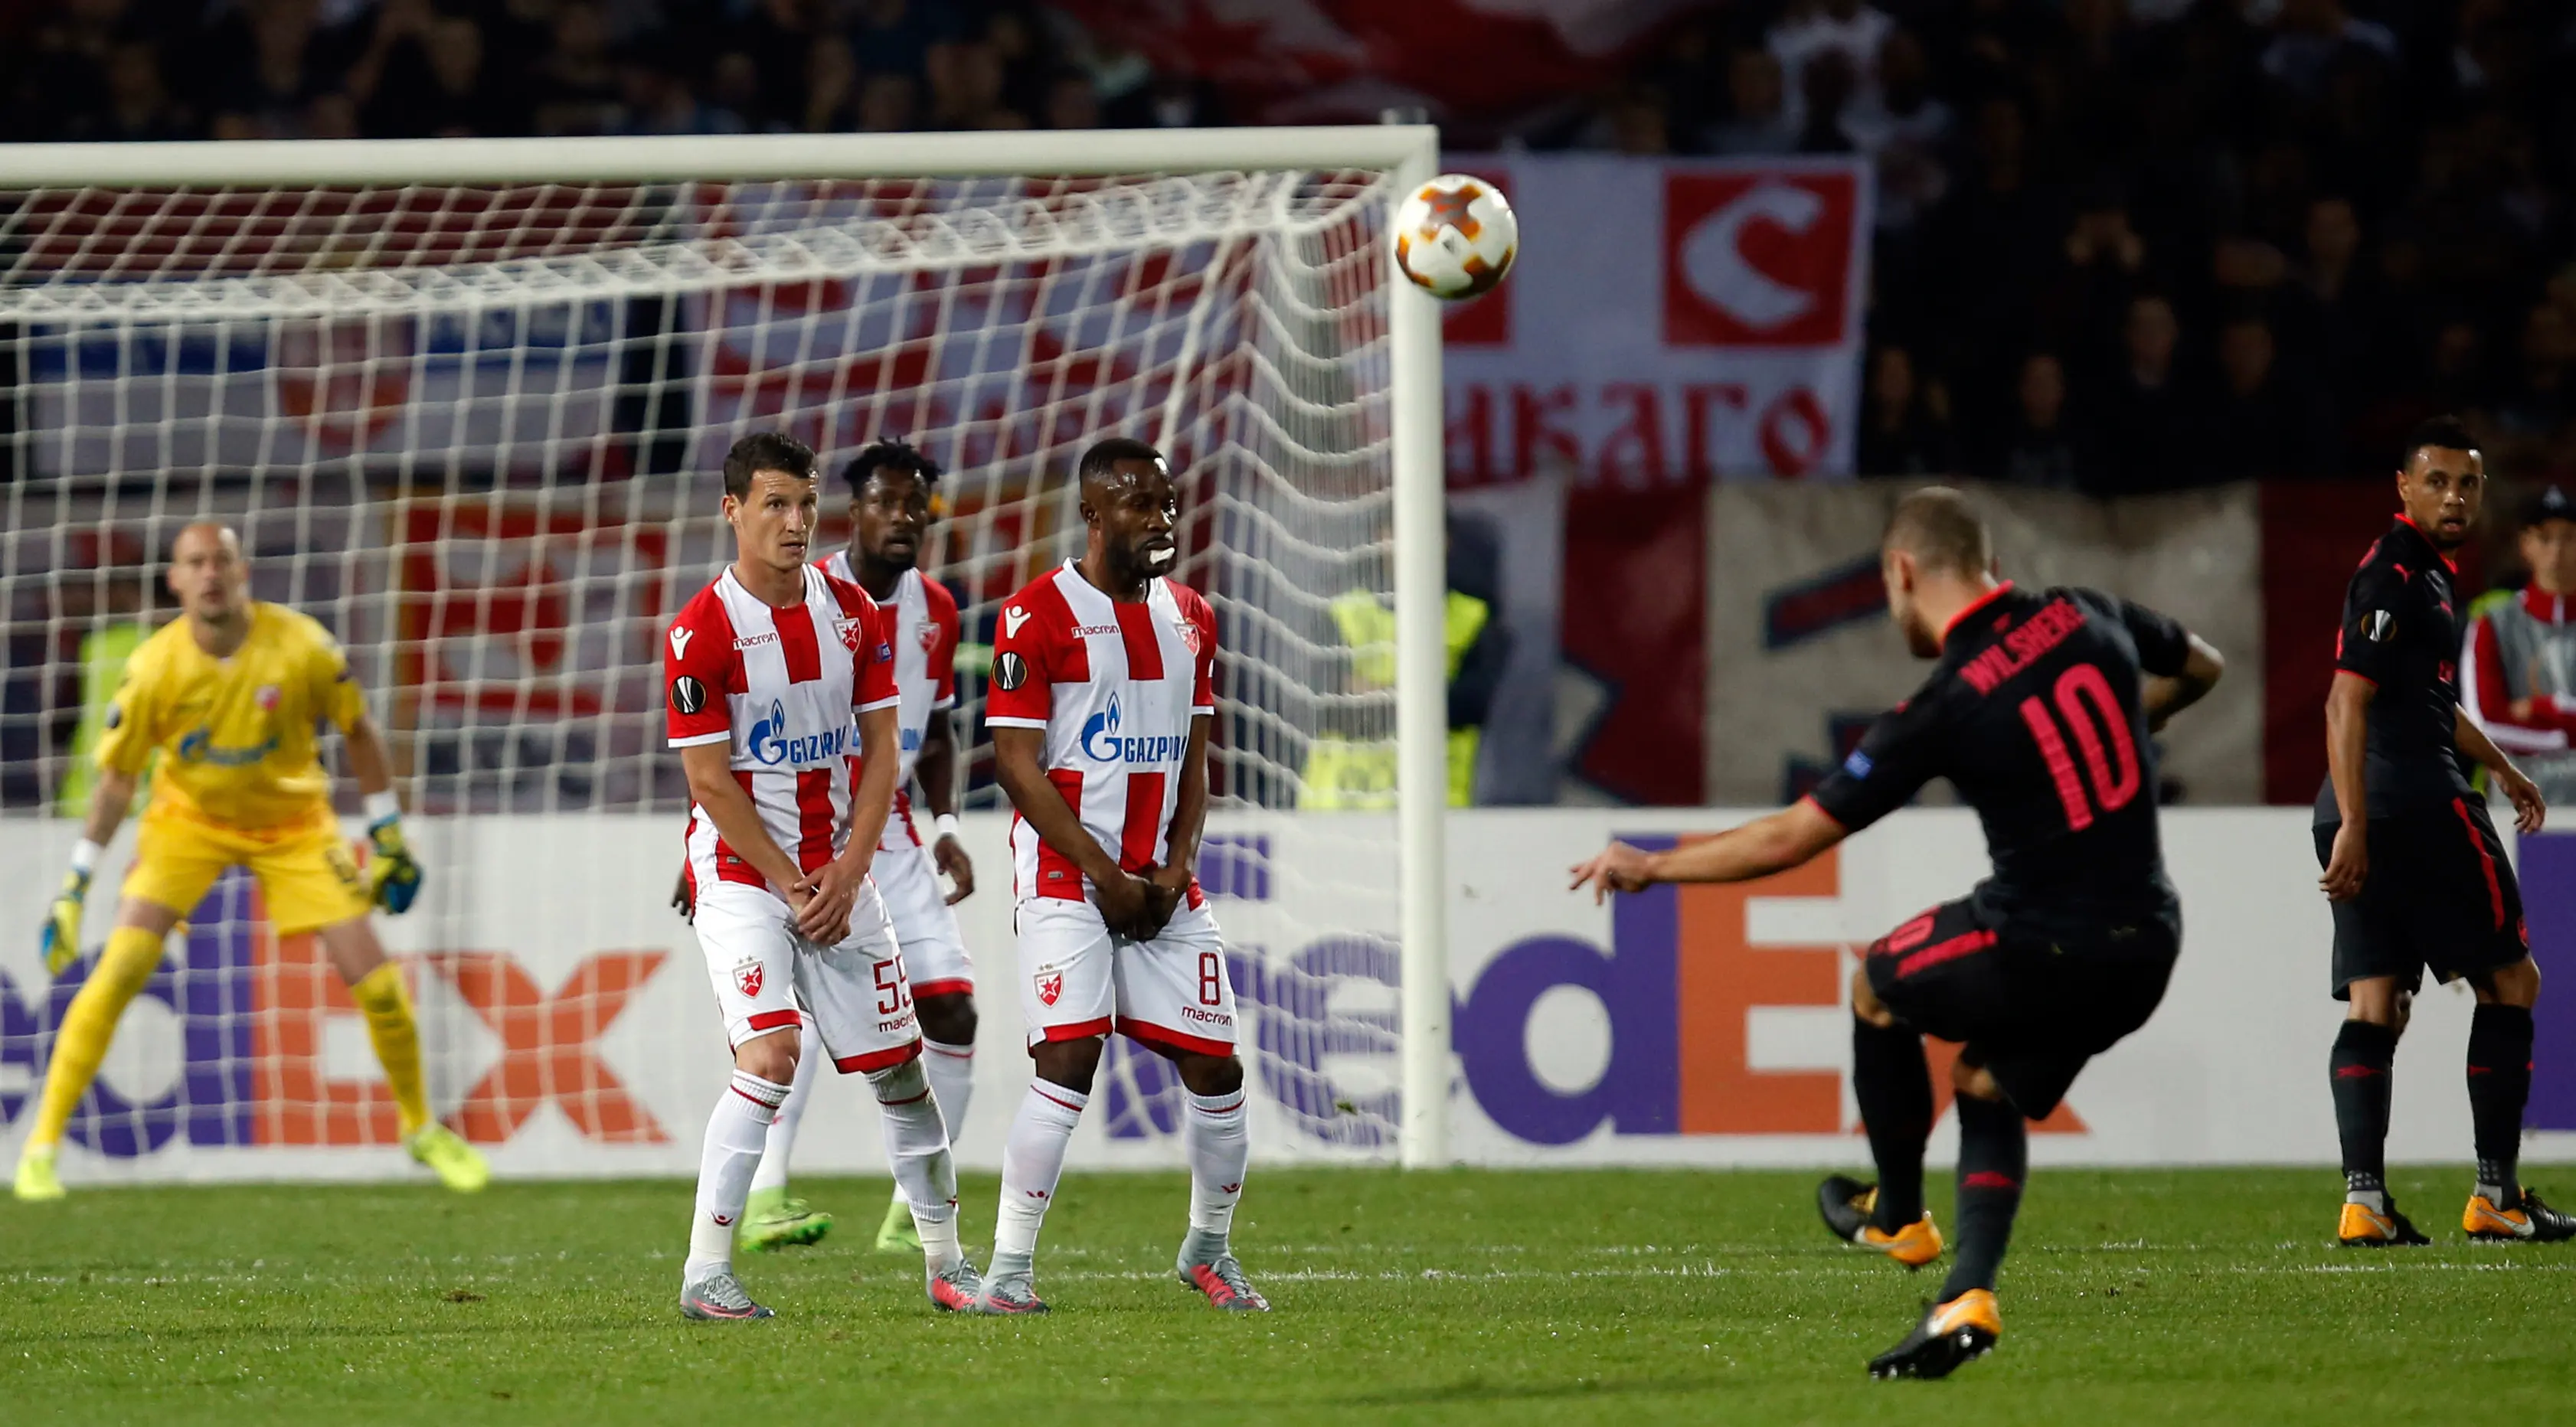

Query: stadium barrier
left=1704, top=481, right=2267, bottom=806
left=5, top=808, right=2569, bottom=1183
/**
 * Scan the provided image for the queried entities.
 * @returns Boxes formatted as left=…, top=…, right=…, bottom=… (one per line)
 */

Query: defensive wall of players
left=3, top=807, right=2571, bottom=1184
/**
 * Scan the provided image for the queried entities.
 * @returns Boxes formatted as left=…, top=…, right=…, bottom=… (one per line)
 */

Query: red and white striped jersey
left=986, top=560, right=1217, bottom=906
left=665, top=564, right=899, bottom=896
left=818, top=555, right=959, bottom=789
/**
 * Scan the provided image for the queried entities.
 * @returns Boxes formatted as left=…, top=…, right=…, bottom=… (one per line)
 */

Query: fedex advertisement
left=0, top=821, right=683, bottom=1184
left=5, top=809, right=2573, bottom=1181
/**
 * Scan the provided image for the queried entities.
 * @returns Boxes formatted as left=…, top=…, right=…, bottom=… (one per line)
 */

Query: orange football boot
left=1819, top=1174, right=1945, bottom=1269
left=1870, top=1288, right=2002, bottom=1380
left=2338, top=1198, right=2431, bottom=1247
left=2465, top=1189, right=2576, bottom=1243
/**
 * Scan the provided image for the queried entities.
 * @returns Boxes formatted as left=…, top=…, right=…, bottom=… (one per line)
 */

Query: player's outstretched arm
left=2456, top=707, right=2546, bottom=834
left=917, top=706, right=973, bottom=904
left=802, top=704, right=901, bottom=944
left=680, top=741, right=810, bottom=902
left=993, top=725, right=1154, bottom=936
left=2320, top=672, right=2376, bottom=900
left=1569, top=798, right=1846, bottom=905
left=2144, top=634, right=2225, bottom=733
left=41, top=766, right=138, bottom=977
left=342, top=712, right=423, bottom=915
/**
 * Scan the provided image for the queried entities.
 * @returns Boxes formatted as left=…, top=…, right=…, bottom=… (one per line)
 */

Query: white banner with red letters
left=1442, top=154, right=1872, bottom=485
left=11, top=806, right=2571, bottom=1182
left=1703, top=480, right=2268, bottom=808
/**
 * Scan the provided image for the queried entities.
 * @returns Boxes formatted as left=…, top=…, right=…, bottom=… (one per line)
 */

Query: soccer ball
left=1390, top=173, right=1518, bottom=301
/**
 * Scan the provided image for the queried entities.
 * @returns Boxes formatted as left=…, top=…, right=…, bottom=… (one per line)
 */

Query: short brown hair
left=723, top=430, right=818, bottom=498
left=1883, top=485, right=1991, bottom=576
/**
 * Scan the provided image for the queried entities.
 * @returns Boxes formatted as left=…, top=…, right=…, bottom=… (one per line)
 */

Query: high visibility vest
left=1302, top=589, right=1489, bottom=809
left=57, top=622, right=153, bottom=818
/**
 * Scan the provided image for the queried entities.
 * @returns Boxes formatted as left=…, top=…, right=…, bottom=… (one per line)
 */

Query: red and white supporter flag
left=1442, top=155, right=1872, bottom=486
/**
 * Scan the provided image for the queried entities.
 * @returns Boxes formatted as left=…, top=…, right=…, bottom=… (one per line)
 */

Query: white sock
left=685, top=1068, right=790, bottom=1281
left=992, top=1079, right=1087, bottom=1273
left=923, top=1037, right=976, bottom=1155
left=869, top=1056, right=961, bottom=1272
left=749, top=1029, right=816, bottom=1196
left=895, top=1039, right=976, bottom=1210
left=1185, top=1086, right=1250, bottom=1246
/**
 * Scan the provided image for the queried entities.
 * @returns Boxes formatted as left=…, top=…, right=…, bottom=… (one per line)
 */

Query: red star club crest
left=918, top=621, right=941, bottom=653
left=255, top=684, right=282, bottom=711
left=736, top=962, right=763, bottom=999
left=1035, top=970, right=1063, bottom=1007
left=836, top=618, right=862, bottom=653
left=1174, top=619, right=1201, bottom=656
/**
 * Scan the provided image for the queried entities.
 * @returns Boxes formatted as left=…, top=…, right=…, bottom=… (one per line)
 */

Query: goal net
left=0, top=132, right=1448, bottom=1182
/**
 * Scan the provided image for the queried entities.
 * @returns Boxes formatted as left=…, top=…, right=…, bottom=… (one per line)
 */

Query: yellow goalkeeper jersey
left=95, top=602, right=369, bottom=831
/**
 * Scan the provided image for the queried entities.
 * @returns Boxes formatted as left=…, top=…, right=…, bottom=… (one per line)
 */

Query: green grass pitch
left=5, top=1166, right=2574, bottom=1424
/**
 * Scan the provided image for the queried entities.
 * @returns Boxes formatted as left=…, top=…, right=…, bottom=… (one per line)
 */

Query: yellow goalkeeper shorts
left=123, top=802, right=372, bottom=936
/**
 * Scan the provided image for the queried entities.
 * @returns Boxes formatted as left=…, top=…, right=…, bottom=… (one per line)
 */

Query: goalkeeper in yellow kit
left=13, top=523, right=489, bottom=1200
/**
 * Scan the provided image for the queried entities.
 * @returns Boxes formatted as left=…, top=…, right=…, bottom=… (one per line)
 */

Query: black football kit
left=2312, top=514, right=2527, bottom=994
left=1810, top=583, right=2189, bottom=1117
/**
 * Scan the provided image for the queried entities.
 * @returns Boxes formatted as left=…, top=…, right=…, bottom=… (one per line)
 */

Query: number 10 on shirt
left=2019, top=663, right=2143, bottom=831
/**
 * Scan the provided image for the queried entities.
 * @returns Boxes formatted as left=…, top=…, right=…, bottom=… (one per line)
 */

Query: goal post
left=0, top=127, right=1453, bottom=1174
left=1382, top=141, right=1450, bottom=1171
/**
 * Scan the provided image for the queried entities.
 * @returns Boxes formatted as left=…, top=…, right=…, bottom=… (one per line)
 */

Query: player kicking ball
left=2315, top=417, right=2572, bottom=1246
left=1573, top=488, right=2225, bottom=1379
left=672, top=439, right=986, bottom=1259
left=16, top=522, right=486, bottom=1200
left=663, top=433, right=976, bottom=1320
left=976, top=437, right=1264, bottom=1315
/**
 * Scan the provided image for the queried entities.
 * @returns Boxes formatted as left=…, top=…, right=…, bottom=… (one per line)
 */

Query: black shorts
left=2315, top=798, right=2528, bottom=998
left=1863, top=898, right=2179, bottom=1119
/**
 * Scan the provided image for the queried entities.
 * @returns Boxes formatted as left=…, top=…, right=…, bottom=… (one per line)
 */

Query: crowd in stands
left=4, top=0, right=2574, bottom=491
left=0, top=0, right=1214, bottom=148
left=1613, top=1, right=2576, bottom=493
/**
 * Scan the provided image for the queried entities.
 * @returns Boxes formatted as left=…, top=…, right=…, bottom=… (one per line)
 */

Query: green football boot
left=13, top=1144, right=64, bottom=1202
left=874, top=1190, right=922, bottom=1254
left=406, top=1123, right=491, bottom=1193
left=739, top=1186, right=833, bottom=1252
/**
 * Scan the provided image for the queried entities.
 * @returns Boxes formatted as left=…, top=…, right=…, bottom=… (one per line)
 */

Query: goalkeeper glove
left=364, top=793, right=423, bottom=916
left=39, top=850, right=95, bottom=978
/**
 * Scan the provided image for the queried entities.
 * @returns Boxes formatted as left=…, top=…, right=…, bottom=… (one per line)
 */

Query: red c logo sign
left=1663, top=171, right=1859, bottom=348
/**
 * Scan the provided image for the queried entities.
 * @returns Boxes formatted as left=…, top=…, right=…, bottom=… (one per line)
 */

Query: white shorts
left=874, top=811, right=974, bottom=998
left=1016, top=896, right=1237, bottom=1056
left=692, top=877, right=924, bottom=1075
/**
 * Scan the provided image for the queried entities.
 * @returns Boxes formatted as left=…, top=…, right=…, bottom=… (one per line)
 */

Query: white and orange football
left=1390, top=173, right=1517, bottom=301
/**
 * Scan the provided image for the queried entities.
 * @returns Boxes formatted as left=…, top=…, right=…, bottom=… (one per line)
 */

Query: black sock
left=2466, top=1004, right=2535, bottom=1201
left=1852, top=1015, right=1932, bottom=1231
left=1939, top=1093, right=2026, bottom=1300
left=2329, top=1019, right=2398, bottom=1199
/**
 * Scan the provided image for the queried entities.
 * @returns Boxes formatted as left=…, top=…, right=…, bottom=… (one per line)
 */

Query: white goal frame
left=0, top=126, right=1455, bottom=1167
